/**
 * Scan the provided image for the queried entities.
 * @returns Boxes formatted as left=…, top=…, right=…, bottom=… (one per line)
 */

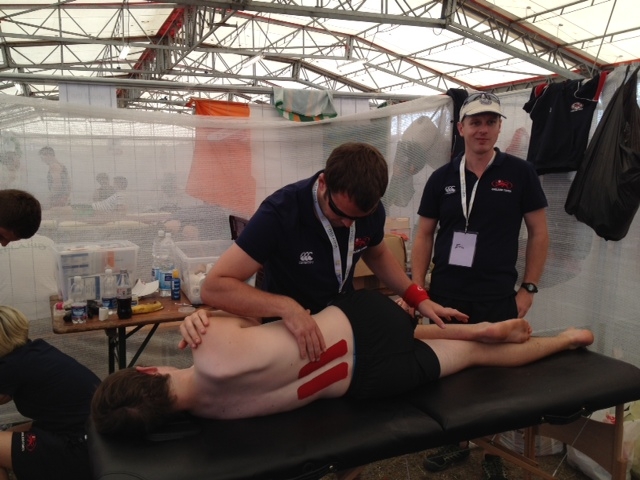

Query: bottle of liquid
left=70, top=276, right=88, bottom=324
left=101, top=268, right=117, bottom=315
left=158, top=232, right=176, bottom=297
left=151, top=229, right=165, bottom=282
left=116, top=269, right=133, bottom=319
left=171, top=269, right=181, bottom=300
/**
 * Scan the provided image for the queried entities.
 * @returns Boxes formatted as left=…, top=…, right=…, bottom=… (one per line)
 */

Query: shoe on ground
left=482, top=454, right=508, bottom=480
left=422, top=443, right=470, bottom=472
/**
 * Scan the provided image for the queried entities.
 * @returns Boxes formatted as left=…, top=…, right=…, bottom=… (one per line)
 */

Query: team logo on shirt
left=491, top=179, right=514, bottom=193
left=354, top=236, right=371, bottom=253
left=444, top=185, right=456, bottom=195
left=570, top=101, right=585, bottom=113
left=299, top=251, right=313, bottom=264
left=21, top=432, right=37, bottom=452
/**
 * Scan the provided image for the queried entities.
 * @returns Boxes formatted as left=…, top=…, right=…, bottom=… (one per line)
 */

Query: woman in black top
left=0, top=305, right=100, bottom=480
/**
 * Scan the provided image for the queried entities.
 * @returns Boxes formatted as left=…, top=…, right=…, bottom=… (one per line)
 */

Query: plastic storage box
left=52, top=240, right=139, bottom=300
left=174, top=240, right=233, bottom=304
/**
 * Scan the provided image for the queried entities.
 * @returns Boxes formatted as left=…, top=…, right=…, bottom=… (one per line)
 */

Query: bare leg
left=0, top=431, right=13, bottom=480
left=425, top=328, right=594, bottom=378
left=415, top=318, right=532, bottom=344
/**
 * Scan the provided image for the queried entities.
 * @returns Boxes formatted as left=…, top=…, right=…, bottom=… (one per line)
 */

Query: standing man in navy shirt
left=180, top=142, right=467, bottom=360
left=412, top=93, right=549, bottom=480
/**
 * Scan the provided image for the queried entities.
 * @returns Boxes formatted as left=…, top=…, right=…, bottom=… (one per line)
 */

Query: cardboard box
left=52, top=240, right=139, bottom=300
left=353, top=234, right=406, bottom=291
left=385, top=217, right=410, bottom=242
left=174, top=240, right=233, bottom=304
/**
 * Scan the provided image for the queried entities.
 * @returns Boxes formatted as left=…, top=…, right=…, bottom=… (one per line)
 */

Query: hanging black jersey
left=524, top=73, right=608, bottom=174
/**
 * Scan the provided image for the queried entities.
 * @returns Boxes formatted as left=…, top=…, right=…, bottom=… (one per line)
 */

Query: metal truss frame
left=0, top=0, right=635, bottom=111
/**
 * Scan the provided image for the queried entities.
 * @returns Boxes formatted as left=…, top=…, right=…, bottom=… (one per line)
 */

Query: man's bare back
left=189, top=306, right=355, bottom=419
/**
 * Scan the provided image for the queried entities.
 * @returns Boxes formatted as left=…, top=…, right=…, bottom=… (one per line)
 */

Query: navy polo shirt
left=418, top=149, right=547, bottom=301
left=237, top=171, right=386, bottom=314
left=0, top=339, right=101, bottom=432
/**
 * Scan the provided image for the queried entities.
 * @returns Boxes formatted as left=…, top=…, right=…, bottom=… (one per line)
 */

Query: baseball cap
left=459, top=92, right=506, bottom=120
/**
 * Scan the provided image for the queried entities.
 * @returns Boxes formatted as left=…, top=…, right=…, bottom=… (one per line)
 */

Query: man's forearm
left=522, top=209, right=549, bottom=285
left=523, top=233, right=549, bottom=284
left=364, top=246, right=413, bottom=296
left=201, top=277, right=303, bottom=320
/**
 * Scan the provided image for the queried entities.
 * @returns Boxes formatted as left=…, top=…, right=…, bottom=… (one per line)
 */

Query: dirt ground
left=321, top=444, right=594, bottom=480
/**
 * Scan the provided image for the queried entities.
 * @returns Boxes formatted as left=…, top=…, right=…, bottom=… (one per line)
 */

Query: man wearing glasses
left=413, top=93, right=549, bottom=480
left=180, top=142, right=467, bottom=361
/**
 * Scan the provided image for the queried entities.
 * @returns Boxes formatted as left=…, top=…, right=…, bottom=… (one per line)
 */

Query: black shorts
left=331, top=290, right=440, bottom=399
left=11, top=427, right=92, bottom=480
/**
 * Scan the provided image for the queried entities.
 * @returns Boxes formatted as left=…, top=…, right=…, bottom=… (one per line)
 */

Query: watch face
left=522, top=283, right=538, bottom=293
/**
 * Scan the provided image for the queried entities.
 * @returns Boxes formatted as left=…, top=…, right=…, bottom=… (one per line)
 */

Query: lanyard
left=312, top=179, right=355, bottom=292
left=459, top=153, right=495, bottom=232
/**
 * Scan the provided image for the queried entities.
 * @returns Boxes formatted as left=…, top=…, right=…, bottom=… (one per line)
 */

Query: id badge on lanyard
left=448, top=154, right=493, bottom=268
left=312, top=180, right=354, bottom=292
left=449, top=230, right=477, bottom=267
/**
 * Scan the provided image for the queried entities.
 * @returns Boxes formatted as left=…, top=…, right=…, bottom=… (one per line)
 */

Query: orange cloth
left=186, top=98, right=250, bottom=117
left=185, top=99, right=256, bottom=218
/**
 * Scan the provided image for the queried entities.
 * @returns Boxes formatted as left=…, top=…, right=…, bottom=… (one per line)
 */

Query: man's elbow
left=200, top=275, right=228, bottom=306
left=530, top=230, right=550, bottom=249
left=200, top=282, right=219, bottom=307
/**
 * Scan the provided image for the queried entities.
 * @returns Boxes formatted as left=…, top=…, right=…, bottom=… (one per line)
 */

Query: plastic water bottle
left=116, top=269, right=133, bottom=319
left=171, top=269, right=181, bottom=300
left=101, top=268, right=117, bottom=315
left=151, top=229, right=165, bottom=282
left=70, top=276, right=88, bottom=324
left=158, top=232, right=175, bottom=297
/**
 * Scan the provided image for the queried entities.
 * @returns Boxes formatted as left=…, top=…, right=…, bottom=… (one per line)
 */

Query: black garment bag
left=565, top=66, right=640, bottom=241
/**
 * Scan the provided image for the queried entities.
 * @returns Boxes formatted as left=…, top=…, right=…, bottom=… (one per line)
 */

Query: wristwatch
left=521, top=282, right=539, bottom=294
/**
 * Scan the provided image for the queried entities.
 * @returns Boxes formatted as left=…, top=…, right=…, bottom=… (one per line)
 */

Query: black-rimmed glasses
left=327, top=191, right=371, bottom=221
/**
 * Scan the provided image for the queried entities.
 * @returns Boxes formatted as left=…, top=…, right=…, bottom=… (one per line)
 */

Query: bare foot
left=559, top=328, right=594, bottom=349
left=476, top=319, right=532, bottom=344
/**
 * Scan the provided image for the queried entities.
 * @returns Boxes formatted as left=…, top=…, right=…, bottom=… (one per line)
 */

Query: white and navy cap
left=459, top=92, right=506, bottom=120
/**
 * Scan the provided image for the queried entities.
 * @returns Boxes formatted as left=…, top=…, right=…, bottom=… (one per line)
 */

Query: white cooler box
left=175, top=240, right=233, bottom=305
left=52, top=240, right=139, bottom=301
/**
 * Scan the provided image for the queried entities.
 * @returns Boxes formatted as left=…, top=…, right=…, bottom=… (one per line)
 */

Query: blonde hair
left=0, top=306, right=29, bottom=357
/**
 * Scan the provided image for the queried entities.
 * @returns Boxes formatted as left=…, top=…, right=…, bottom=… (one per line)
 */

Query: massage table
left=89, top=349, right=640, bottom=480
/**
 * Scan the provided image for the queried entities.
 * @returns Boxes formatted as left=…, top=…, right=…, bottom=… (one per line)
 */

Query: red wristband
left=402, top=284, right=430, bottom=309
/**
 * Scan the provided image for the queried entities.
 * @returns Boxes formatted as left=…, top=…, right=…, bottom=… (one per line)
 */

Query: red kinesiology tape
left=297, top=362, right=349, bottom=400
left=298, top=339, right=348, bottom=378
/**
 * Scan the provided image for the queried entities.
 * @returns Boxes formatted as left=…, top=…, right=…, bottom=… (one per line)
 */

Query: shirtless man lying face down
left=91, top=290, right=593, bottom=436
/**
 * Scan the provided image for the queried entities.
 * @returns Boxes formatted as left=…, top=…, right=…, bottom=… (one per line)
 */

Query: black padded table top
left=407, top=349, right=640, bottom=445
left=89, top=349, right=640, bottom=480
